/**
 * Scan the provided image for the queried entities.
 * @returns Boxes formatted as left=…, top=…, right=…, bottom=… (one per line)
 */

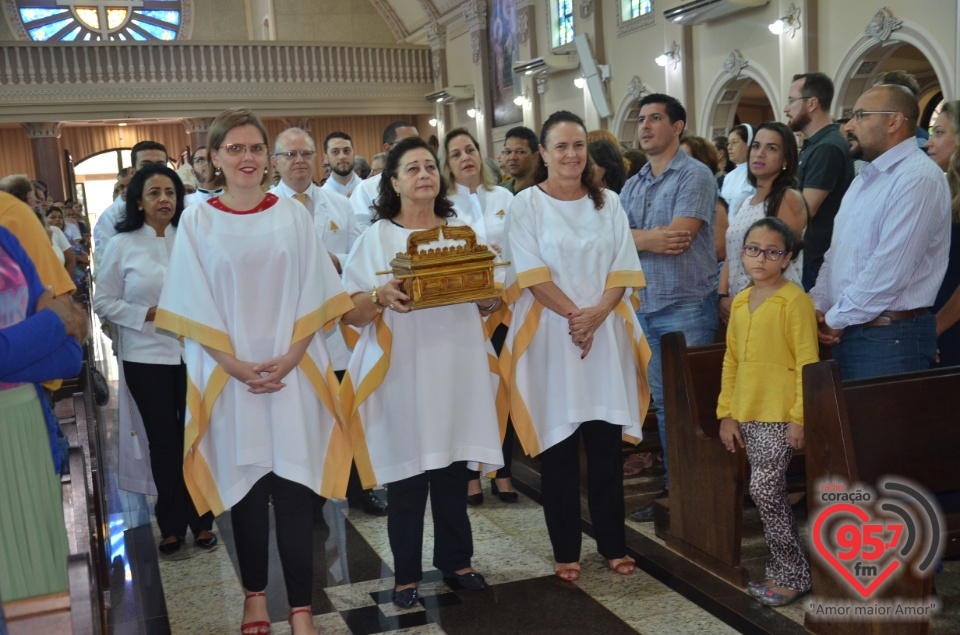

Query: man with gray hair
left=268, top=127, right=386, bottom=516
left=369, top=152, right=387, bottom=178
left=353, top=155, right=371, bottom=180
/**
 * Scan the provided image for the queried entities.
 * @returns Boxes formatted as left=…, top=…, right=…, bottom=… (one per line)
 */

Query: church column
left=465, top=0, right=493, bottom=155
left=283, top=118, right=314, bottom=134
left=181, top=118, right=214, bottom=153
left=426, top=22, right=449, bottom=140
left=516, top=0, right=542, bottom=132
left=24, top=122, right=66, bottom=201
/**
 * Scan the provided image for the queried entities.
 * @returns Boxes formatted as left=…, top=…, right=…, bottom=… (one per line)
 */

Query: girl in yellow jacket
left=718, top=217, right=819, bottom=607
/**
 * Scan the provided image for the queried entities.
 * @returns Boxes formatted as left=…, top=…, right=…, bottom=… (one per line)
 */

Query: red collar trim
left=208, top=193, right=279, bottom=215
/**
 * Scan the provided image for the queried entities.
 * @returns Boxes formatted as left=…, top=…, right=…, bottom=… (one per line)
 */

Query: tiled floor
left=89, top=329, right=959, bottom=635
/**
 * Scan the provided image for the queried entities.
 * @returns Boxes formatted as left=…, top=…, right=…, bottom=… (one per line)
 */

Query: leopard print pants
left=740, top=421, right=811, bottom=592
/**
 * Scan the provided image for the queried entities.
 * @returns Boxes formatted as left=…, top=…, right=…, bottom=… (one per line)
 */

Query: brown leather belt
left=861, top=308, right=930, bottom=328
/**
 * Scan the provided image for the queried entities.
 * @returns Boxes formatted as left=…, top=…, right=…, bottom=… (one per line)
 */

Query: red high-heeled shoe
left=241, top=592, right=270, bottom=635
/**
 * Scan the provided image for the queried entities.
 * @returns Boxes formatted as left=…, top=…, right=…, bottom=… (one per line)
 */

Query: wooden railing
left=0, top=41, right=433, bottom=86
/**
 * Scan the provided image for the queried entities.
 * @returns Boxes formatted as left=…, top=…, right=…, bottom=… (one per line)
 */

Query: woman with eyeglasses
left=155, top=108, right=353, bottom=635
left=718, top=122, right=807, bottom=323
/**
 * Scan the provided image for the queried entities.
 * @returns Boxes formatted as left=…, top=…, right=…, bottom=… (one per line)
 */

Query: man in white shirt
left=94, top=141, right=168, bottom=253
left=184, top=145, right=224, bottom=207
left=268, top=126, right=385, bottom=516
left=810, top=84, right=951, bottom=380
left=320, top=132, right=363, bottom=198
left=369, top=152, right=387, bottom=178
left=349, top=121, right=419, bottom=228
left=269, top=128, right=362, bottom=274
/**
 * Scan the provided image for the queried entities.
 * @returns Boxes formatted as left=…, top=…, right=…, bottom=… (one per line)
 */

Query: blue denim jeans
left=833, top=313, right=937, bottom=381
left=637, top=293, right=719, bottom=491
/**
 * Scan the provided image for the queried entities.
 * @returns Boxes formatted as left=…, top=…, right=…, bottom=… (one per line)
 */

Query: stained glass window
left=15, top=1, right=184, bottom=42
left=630, top=0, right=653, bottom=19
left=555, top=0, right=574, bottom=48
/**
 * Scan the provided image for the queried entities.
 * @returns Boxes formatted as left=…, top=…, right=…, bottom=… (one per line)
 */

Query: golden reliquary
left=376, top=225, right=509, bottom=310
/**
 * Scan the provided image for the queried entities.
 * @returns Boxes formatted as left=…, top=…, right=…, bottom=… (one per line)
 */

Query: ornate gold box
left=379, top=225, right=507, bottom=310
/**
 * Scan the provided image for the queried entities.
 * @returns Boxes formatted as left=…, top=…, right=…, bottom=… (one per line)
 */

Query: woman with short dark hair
left=93, top=163, right=218, bottom=557
left=341, top=136, right=504, bottom=610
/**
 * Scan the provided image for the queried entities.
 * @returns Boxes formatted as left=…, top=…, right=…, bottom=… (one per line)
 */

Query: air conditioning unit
left=424, top=86, right=475, bottom=104
left=513, top=54, right=579, bottom=77
left=664, top=0, right=769, bottom=25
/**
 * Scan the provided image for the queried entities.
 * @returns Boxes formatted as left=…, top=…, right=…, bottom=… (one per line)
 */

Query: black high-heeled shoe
left=490, top=478, right=518, bottom=503
left=467, top=479, right=484, bottom=506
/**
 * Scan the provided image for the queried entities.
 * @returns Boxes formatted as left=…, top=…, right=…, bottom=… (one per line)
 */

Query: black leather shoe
left=490, top=479, right=518, bottom=503
left=195, top=532, right=218, bottom=550
left=350, top=490, right=388, bottom=516
left=392, top=586, right=419, bottom=609
left=466, top=492, right=484, bottom=506
left=443, top=571, right=487, bottom=590
left=158, top=536, right=183, bottom=554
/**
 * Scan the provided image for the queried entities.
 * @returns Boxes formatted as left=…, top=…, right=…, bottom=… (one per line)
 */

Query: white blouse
left=93, top=224, right=182, bottom=365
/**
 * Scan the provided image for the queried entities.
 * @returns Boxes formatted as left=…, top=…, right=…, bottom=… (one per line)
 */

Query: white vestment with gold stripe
left=501, top=188, right=651, bottom=456
left=156, top=196, right=354, bottom=515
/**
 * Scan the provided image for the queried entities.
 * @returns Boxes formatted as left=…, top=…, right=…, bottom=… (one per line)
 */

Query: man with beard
left=784, top=72, right=854, bottom=290
left=810, top=85, right=950, bottom=380
left=321, top=131, right=364, bottom=198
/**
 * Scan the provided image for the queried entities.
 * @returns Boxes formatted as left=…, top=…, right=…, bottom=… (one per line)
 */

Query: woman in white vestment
left=340, top=136, right=505, bottom=610
left=93, top=164, right=217, bottom=556
left=155, top=109, right=353, bottom=635
left=501, top=111, right=651, bottom=582
left=441, top=127, right=519, bottom=505
left=719, top=123, right=756, bottom=224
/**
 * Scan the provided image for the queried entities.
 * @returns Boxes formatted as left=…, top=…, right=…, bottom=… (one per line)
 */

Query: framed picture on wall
left=489, top=0, right=523, bottom=128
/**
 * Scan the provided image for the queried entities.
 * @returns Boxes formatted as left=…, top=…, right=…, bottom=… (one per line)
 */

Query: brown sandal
left=607, top=556, right=636, bottom=575
left=554, top=562, right=581, bottom=581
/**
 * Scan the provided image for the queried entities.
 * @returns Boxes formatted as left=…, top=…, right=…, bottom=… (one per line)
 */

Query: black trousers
left=387, top=462, right=473, bottom=585
left=123, top=361, right=213, bottom=540
left=540, top=420, right=626, bottom=563
left=231, top=472, right=315, bottom=607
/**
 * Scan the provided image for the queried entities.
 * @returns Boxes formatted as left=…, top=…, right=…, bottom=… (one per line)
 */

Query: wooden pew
left=3, top=554, right=96, bottom=635
left=803, top=361, right=960, bottom=635
left=651, top=332, right=749, bottom=584
left=652, top=332, right=808, bottom=585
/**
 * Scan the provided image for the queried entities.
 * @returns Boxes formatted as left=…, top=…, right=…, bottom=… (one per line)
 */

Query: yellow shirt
left=717, top=282, right=819, bottom=425
left=0, top=192, right=75, bottom=297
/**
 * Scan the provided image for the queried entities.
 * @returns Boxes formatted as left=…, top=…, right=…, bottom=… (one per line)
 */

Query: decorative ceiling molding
left=722, top=50, right=748, bottom=79
left=463, top=0, right=488, bottom=33
left=580, top=0, right=594, bottom=20
left=417, top=0, right=440, bottom=22
left=625, top=76, right=648, bottom=102
left=425, top=22, right=446, bottom=51
left=181, top=117, right=213, bottom=134
left=0, top=82, right=436, bottom=122
left=864, top=7, right=902, bottom=44
left=369, top=0, right=409, bottom=41
left=22, top=121, right=63, bottom=138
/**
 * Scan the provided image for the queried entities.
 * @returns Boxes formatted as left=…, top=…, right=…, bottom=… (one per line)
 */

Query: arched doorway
left=833, top=13, right=952, bottom=130
left=699, top=59, right=780, bottom=142
left=74, top=148, right=130, bottom=223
